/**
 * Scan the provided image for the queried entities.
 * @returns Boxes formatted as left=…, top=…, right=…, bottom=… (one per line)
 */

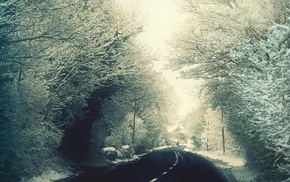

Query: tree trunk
left=221, top=107, right=225, bottom=154
left=222, top=126, right=225, bottom=154
left=132, top=101, right=137, bottom=147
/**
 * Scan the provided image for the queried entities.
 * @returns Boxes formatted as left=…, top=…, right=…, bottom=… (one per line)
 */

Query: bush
left=116, top=145, right=133, bottom=159
left=102, top=147, right=118, bottom=160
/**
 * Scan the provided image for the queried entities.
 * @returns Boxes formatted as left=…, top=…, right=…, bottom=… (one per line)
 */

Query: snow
left=184, top=148, right=257, bottom=182
left=230, top=166, right=257, bottom=182
left=121, top=145, right=130, bottom=150
left=151, top=145, right=172, bottom=151
left=192, top=150, right=245, bottom=167
left=102, top=147, right=117, bottom=152
left=112, top=146, right=172, bottom=165
left=21, top=169, right=72, bottom=182
left=112, top=155, right=140, bottom=165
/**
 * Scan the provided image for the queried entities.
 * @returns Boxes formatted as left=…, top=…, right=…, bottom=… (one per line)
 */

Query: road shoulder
left=186, top=150, right=257, bottom=182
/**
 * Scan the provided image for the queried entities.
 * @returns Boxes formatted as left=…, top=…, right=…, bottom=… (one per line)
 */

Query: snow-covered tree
left=88, top=49, right=178, bottom=156
left=167, top=0, right=290, bottom=181
left=0, top=0, right=145, bottom=180
left=227, top=21, right=290, bottom=180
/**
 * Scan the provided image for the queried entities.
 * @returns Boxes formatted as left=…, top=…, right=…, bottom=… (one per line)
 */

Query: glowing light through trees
left=116, top=0, right=197, bottom=118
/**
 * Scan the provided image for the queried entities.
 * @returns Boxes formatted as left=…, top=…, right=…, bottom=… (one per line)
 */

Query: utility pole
left=206, top=117, right=209, bottom=151
left=132, top=101, right=137, bottom=148
left=221, top=106, right=225, bottom=154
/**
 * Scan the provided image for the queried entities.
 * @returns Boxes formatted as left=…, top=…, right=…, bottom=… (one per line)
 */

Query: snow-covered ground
left=23, top=146, right=258, bottom=182
left=111, top=146, right=169, bottom=165
left=21, top=169, right=72, bottom=182
left=112, top=154, right=140, bottom=165
left=185, top=148, right=257, bottom=182
left=192, top=150, right=245, bottom=167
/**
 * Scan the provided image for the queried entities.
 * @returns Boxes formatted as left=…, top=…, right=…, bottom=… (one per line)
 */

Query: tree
left=226, top=23, right=290, bottom=180
left=0, top=0, right=145, bottom=180
left=89, top=44, right=178, bottom=157
left=181, top=106, right=206, bottom=149
left=168, top=0, right=274, bottom=78
left=167, top=0, right=290, bottom=181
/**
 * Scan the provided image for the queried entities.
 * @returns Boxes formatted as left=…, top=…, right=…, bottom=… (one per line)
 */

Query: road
left=57, top=148, right=232, bottom=182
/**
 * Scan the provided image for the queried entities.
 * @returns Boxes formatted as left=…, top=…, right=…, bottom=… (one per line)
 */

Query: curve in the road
left=149, top=151, right=179, bottom=182
left=156, top=149, right=228, bottom=182
left=57, top=148, right=230, bottom=182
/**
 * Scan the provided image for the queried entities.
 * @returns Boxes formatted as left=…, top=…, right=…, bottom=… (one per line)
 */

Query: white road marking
left=175, top=152, right=179, bottom=163
left=149, top=151, right=180, bottom=182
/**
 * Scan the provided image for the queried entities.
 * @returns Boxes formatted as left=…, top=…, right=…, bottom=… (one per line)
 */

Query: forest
left=168, top=0, right=290, bottom=181
left=0, top=0, right=290, bottom=181
left=0, top=0, right=178, bottom=181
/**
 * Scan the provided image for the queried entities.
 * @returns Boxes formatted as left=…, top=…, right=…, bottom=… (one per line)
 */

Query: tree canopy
left=167, top=0, right=290, bottom=181
left=0, top=0, right=176, bottom=181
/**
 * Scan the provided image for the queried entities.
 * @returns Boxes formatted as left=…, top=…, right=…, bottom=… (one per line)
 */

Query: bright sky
left=116, top=0, right=200, bottom=118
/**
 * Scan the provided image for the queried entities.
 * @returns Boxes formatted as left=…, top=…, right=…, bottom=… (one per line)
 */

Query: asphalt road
left=58, top=148, right=231, bottom=182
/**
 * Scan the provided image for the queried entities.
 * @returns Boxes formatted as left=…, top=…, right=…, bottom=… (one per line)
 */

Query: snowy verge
left=21, top=169, right=72, bottom=182
left=184, top=149, right=257, bottom=182
left=26, top=155, right=141, bottom=182
left=190, top=150, right=245, bottom=167
left=111, top=146, right=172, bottom=165
left=112, top=154, right=140, bottom=165
left=151, top=145, right=172, bottom=151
